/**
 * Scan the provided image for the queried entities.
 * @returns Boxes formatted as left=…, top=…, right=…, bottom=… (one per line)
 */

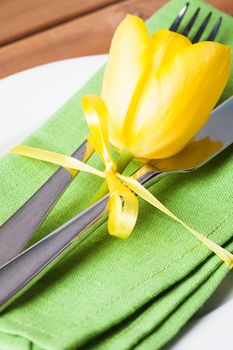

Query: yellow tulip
left=9, top=15, right=233, bottom=263
left=102, top=15, right=231, bottom=160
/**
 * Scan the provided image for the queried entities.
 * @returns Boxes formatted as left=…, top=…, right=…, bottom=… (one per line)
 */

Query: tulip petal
left=129, top=42, right=231, bottom=159
left=149, top=29, right=191, bottom=71
left=101, top=14, right=149, bottom=150
left=123, top=30, right=191, bottom=146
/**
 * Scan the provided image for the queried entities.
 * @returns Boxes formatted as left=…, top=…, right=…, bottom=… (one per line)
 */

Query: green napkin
left=0, top=0, right=233, bottom=349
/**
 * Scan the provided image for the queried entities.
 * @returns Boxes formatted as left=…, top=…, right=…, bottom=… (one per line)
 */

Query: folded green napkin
left=0, top=0, right=233, bottom=349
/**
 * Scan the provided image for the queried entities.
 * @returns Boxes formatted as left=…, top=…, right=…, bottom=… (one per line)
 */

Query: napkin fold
left=0, top=0, right=233, bottom=349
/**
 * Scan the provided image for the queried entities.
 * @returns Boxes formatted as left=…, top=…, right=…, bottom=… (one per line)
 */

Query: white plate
left=0, top=55, right=232, bottom=349
left=0, top=55, right=107, bottom=156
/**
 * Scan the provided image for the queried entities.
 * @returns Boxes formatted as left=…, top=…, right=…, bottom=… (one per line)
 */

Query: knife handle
left=0, top=196, right=108, bottom=313
left=0, top=140, right=93, bottom=267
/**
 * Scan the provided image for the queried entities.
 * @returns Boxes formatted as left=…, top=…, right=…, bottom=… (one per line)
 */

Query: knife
left=0, top=139, right=94, bottom=267
left=0, top=96, right=232, bottom=313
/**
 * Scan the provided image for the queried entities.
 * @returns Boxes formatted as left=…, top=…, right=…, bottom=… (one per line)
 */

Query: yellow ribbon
left=11, top=94, right=233, bottom=269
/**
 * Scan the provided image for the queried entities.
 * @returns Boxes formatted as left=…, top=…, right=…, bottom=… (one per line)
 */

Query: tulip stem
left=114, top=149, right=134, bottom=174
left=89, top=149, right=134, bottom=205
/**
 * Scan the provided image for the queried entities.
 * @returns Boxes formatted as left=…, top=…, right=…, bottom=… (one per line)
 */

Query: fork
left=0, top=3, right=228, bottom=312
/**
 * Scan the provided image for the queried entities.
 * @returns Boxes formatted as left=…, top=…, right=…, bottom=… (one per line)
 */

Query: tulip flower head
left=101, top=15, right=230, bottom=160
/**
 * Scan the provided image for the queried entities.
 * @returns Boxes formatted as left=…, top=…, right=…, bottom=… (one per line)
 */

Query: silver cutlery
left=0, top=95, right=232, bottom=313
left=0, top=2, right=229, bottom=312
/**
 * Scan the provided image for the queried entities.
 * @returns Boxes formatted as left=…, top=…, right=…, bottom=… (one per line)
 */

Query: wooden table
left=0, top=0, right=232, bottom=79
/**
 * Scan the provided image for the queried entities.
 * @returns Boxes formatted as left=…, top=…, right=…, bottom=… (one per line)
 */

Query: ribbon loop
left=106, top=171, right=138, bottom=239
left=82, top=94, right=116, bottom=173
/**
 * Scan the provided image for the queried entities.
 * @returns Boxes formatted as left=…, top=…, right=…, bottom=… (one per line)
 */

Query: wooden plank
left=209, top=0, right=233, bottom=15
left=0, top=0, right=232, bottom=79
left=0, top=0, right=121, bottom=46
left=0, top=0, right=167, bottom=78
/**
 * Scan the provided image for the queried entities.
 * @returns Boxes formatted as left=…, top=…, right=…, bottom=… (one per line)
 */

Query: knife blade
left=0, top=96, right=232, bottom=313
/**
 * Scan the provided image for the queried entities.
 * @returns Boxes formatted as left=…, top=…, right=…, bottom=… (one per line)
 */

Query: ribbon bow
left=11, top=94, right=233, bottom=268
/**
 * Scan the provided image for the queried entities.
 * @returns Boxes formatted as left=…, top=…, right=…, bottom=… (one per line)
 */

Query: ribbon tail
left=118, top=174, right=233, bottom=269
left=11, top=145, right=105, bottom=179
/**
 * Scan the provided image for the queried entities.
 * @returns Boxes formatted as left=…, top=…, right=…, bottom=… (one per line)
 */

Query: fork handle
left=0, top=140, right=92, bottom=267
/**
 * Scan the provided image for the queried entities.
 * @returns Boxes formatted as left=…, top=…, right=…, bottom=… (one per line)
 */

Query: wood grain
left=0, top=0, right=166, bottom=78
left=208, top=0, right=233, bottom=15
left=0, top=0, right=232, bottom=79
left=0, top=0, right=122, bottom=46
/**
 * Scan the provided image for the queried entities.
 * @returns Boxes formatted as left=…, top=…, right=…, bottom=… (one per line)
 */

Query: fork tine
left=192, top=12, right=212, bottom=43
left=169, top=2, right=189, bottom=32
left=182, top=7, right=200, bottom=37
left=206, top=17, right=222, bottom=41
